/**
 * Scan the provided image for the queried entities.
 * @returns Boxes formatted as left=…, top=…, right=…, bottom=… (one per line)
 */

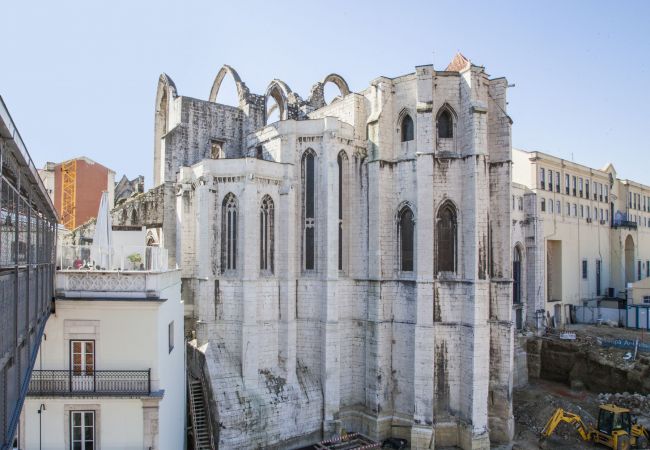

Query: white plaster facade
left=20, top=268, right=184, bottom=450
left=512, top=148, right=650, bottom=327
left=157, top=54, right=515, bottom=449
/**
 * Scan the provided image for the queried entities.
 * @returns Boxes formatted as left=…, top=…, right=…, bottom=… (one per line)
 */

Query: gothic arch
left=436, top=103, right=457, bottom=139
left=154, top=73, right=178, bottom=186
left=436, top=103, right=458, bottom=121
left=265, top=79, right=293, bottom=123
left=397, top=108, right=415, bottom=142
left=221, top=192, right=239, bottom=273
left=208, top=65, right=247, bottom=104
left=322, top=73, right=350, bottom=102
left=395, top=200, right=416, bottom=221
left=513, top=243, right=525, bottom=304
left=435, top=199, right=459, bottom=274
left=397, top=202, right=416, bottom=272
left=145, top=229, right=159, bottom=246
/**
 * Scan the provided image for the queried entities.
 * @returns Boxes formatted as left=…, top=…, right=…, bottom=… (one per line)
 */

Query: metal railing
left=57, top=245, right=168, bottom=271
left=612, top=220, right=638, bottom=230
left=27, top=369, right=151, bottom=396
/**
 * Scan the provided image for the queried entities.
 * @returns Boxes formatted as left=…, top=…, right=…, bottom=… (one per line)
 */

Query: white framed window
left=70, top=410, right=95, bottom=450
left=71, top=340, right=94, bottom=376
left=643, top=296, right=650, bottom=304
left=556, top=200, right=561, bottom=214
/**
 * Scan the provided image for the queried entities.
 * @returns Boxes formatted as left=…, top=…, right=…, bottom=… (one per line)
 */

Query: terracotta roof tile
left=445, top=53, right=471, bottom=72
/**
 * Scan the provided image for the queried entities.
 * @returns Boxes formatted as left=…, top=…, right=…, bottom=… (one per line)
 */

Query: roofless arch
left=153, top=73, right=178, bottom=186
left=265, top=79, right=293, bottom=123
left=209, top=65, right=248, bottom=104
left=322, top=73, right=350, bottom=102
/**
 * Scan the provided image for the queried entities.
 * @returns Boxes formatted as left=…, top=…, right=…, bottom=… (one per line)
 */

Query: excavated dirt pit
left=509, top=324, right=650, bottom=449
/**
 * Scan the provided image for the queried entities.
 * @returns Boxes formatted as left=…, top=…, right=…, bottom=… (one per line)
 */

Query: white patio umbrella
left=91, top=191, right=112, bottom=269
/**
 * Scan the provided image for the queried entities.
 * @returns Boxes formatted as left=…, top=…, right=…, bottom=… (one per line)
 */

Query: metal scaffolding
left=0, top=96, right=57, bottom=450
left=60, top=159, right=76, bottom=229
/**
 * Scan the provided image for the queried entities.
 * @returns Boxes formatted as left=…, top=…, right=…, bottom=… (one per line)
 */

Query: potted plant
left=127, top=252, right=143, bottom=269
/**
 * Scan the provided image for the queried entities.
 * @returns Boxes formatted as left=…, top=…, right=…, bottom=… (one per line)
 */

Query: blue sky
left=1, top=0, right=649, bottom=187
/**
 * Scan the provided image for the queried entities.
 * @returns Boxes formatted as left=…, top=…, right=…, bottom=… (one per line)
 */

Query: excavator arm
left=542, top=408, right=592, bottom=442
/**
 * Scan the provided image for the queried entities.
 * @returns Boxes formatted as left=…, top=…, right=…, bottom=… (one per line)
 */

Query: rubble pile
left=598, top=392, right=650, bottom=416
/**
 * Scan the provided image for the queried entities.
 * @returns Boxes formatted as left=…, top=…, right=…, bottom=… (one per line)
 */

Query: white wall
left=156, top=276, right=185, bottom=450
left=23, top=398, right=143, bottom=450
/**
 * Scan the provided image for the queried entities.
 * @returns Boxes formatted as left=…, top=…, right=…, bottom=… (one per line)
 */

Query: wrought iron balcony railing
left=612, top=220, right=637, bottom=230
left=27, top=369, right=151, bottom=396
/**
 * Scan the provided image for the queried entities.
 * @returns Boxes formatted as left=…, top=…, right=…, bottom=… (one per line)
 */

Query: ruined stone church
left=154, top=53, right=514, bottom=449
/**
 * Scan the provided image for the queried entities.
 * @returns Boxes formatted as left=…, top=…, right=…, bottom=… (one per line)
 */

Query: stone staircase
left=188, top=378, right=213, bottom=449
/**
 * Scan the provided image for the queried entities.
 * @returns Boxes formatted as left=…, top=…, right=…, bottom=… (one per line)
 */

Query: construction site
left=509, top=324, right=650, bottom=450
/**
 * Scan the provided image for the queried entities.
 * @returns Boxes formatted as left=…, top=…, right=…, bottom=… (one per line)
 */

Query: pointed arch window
left=401, top=114, right=414, bottom=142
left=437, top=109, right=453, bottom=139
left=221, top=193, right=238, bottom=272
left=337, top=151, right=349, bottom=272
left=398, top=206, right=415, bottom=271
left=260, top=195, right=274, bottom=273
left=436, top=202, right=457, bottom=273
left=302, top=150, right=316, bottom=270
left=513, top=246, right=522, bottom=304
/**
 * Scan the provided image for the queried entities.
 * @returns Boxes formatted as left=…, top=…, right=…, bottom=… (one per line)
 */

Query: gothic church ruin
left=154, top=53, right=515, bottom=449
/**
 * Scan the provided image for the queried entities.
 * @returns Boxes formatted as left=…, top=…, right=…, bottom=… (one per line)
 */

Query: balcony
left=58, top=245, right=168, bottom=272
left=612, top=220, right=637, bottom=230
left=27, top=369, right=151, bottom=397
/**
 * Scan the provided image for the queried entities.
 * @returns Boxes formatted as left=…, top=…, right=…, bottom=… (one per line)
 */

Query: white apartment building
left=19, top=246, right=184, bottom=450
left=513, top=148, right=650, bottom=327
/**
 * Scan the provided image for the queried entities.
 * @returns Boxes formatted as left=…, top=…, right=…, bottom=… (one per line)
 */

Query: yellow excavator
left=542, top=404, right=649, bottom=450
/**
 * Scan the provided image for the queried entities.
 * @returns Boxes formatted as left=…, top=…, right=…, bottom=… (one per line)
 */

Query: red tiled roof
left=445, top=53, right=471, bottom=72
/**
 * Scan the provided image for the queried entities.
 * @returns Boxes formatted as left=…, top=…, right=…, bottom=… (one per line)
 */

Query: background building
left=21, top=235, right=183, bottom=450
left=0, top=96, right=58, bottom=449
left=38, top=157, right=115, bottom=230
left=512, top=148, right=650, bottom=327
left=114, top=175, right=144, bottom=206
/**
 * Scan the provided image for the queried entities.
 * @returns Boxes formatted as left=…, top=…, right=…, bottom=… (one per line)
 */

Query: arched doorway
left=513, top=245, right=523, bottom=329
left=625, top=235, right=635, bottom=285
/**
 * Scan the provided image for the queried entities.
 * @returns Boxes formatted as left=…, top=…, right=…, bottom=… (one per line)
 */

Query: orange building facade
left=39, top=157, right=115, bottom=230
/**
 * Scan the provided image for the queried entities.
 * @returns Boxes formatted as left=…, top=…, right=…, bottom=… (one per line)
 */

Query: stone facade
left=157, top=54, right=515, bottom=449
left=115, top=174, right=145, bottom=205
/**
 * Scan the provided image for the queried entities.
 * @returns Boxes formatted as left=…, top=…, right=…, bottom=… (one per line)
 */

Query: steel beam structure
left=0, top=96, right=57, bottom=450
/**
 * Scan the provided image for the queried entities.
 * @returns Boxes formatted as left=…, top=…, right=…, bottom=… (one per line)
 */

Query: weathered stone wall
left=111, top=184, right=164, bottom=229
left=163, top=58, right=513, bottom=450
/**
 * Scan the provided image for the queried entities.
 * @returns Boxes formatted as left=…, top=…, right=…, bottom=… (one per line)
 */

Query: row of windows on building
left=626, top=214, right=650, bottom=228
left=540, top=198, right=610, bottom=222
left=539, top=168, right=608, bottom=203
left=509, top=194, right=650, bottom=228
left=219, top=149, right=459, bottom=275
left=399, top=107, right=455, bottom=142
left=628, top=191, right=650, bottom=212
